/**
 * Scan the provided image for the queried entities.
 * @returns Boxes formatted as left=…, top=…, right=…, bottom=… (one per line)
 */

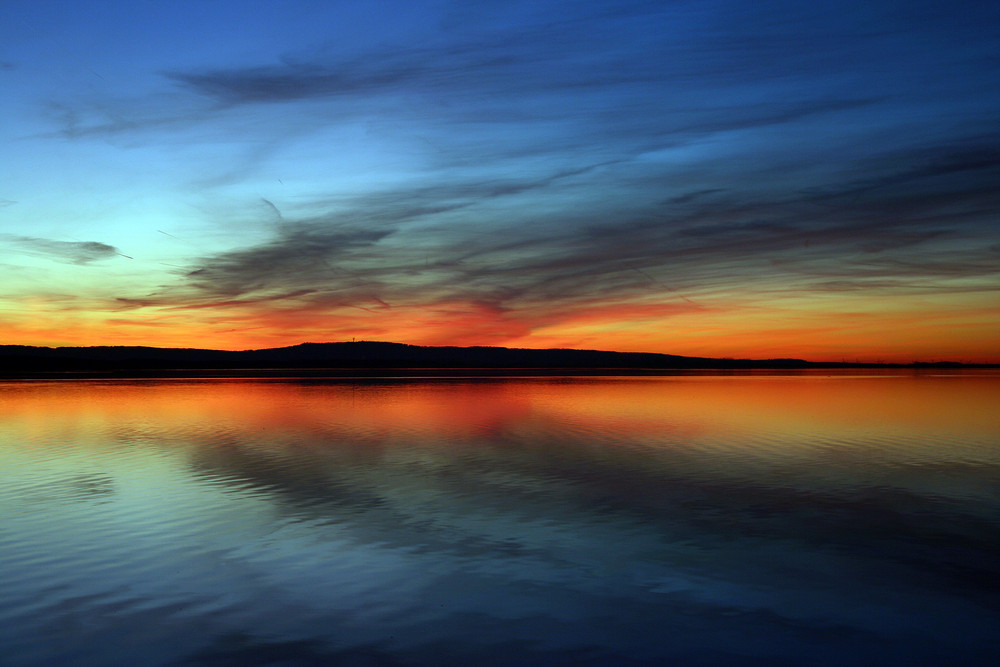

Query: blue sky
left=1, top=0, right=998, bottom=360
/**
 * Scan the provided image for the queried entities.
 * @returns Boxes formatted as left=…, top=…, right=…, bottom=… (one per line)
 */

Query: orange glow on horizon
left=3, top=294, right=997, bottom=364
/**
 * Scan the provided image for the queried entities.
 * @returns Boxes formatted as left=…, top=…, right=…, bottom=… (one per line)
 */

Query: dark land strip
left=0, top=342, right=992, bottom=379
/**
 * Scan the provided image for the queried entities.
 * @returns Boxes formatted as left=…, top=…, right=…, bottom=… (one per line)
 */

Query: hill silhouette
left=0, top=341, right=985, bottom=377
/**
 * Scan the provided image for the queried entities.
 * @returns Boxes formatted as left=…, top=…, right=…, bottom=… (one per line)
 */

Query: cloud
left=20, top=0, right=996, bottom=353
left=99, top=117, right=996, bottom=331
left=2, top=235, right=129, bottom=264
left=165, top=60, right=420, bottom=104
left=46, top=0, right=896, bottom=157
left=804, top=139, right=1000, bottom=203
left=184, top=221, right=393, bottom=298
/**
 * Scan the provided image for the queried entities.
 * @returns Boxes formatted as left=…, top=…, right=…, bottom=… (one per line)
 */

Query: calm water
left=1, top=373, right=998, bottom=666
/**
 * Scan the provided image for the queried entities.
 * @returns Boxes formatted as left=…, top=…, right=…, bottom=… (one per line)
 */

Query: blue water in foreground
left=1, top=373, right=998, bottom=666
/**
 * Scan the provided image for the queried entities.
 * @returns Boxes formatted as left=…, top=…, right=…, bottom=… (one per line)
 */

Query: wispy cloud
left=2, top=235, right=131, bottom=264
left=40, top=1, right=897, bottom=154
left=115, top=127, right=998, bottom=332
left=5, top=0, right=998, bottom=356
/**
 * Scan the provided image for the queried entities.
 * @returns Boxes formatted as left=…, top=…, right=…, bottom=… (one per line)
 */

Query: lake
left=1, top=373, right=998, bottom=665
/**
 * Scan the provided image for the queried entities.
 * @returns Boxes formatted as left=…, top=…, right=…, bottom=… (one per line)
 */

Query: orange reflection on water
left=1, top=374, right=998, bottom=456
left=568, top=374, right=999, bottom=432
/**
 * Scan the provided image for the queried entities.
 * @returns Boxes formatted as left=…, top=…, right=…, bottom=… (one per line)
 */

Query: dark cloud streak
left=129, top=127, right=999, bottom=318
left=2, top=235, right=128, bottom=265
left=26, top=0, right=998, bottom=345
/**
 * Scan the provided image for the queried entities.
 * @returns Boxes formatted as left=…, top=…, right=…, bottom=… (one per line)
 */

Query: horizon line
left=1, top=339, right=996, bottom=369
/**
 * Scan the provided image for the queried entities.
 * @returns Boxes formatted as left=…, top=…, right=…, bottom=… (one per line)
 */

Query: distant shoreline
left=4, top=371, right=999, bottom=383
left=1, top=342, right=995, bottom=379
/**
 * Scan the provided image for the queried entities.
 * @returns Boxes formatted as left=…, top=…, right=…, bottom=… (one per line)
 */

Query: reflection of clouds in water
left=2, top=378, right=999, bottom=665
left=184, top=414, right=1000, bottom=626
left=14, top=472, right=116, bottom=510
left=64, top=472, right=116, bottom=498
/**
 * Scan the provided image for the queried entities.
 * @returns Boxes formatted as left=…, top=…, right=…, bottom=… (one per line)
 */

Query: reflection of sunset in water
left=2, top=373, right=998, bottom=450
left=1, top=374, right=999, bottom=666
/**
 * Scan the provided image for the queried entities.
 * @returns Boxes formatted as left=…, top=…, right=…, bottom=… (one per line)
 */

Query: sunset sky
left=1, top=0, right=998, bottom=362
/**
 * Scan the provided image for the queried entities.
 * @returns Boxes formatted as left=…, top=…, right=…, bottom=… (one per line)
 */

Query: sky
left=1, top=0, right=998, bottom=362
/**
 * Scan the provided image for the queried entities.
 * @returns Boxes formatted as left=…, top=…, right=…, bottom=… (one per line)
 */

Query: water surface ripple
left=1, top=374, right=998, bottom=665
